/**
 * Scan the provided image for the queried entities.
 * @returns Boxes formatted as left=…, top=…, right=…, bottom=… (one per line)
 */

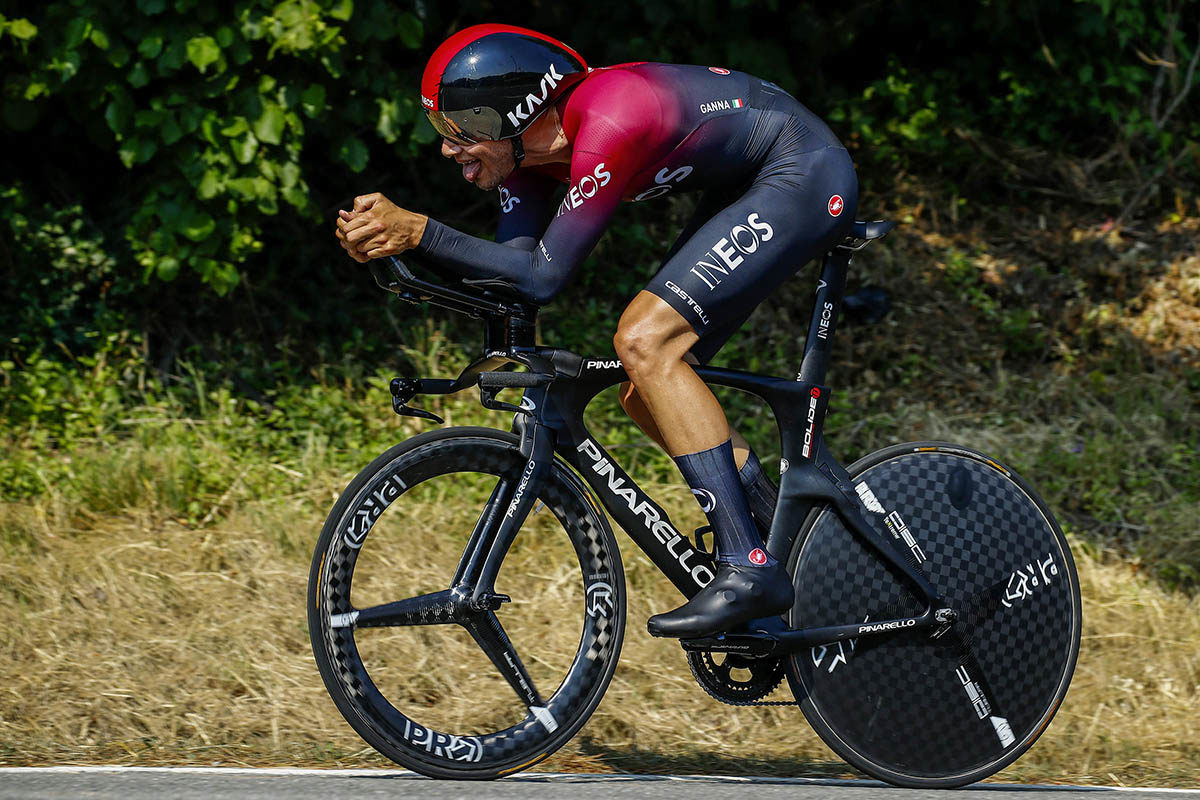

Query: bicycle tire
left=308, top=426, right=626, bottom=779
left=785, top=442, right=1080, bottom=787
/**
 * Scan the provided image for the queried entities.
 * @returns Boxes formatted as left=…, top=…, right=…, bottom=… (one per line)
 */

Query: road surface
left=1, top=767, right=1196, bottom=799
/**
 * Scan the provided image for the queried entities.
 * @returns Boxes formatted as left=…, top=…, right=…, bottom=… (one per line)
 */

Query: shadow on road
left=567, top=741, right=858, bottom=781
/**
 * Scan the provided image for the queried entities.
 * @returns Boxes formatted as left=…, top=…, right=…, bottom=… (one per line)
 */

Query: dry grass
left=1, top=450, right=1197, bottom=787
left=1, top=202, right=1196, bottom=784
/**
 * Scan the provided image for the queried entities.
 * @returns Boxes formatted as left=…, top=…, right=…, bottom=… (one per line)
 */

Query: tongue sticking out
left=463, top=160, right=481, bottom=182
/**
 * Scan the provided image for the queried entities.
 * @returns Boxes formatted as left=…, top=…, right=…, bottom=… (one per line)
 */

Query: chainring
left=686, top=650, right=788, bottom=706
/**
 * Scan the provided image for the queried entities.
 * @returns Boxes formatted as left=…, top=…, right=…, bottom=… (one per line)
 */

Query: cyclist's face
left=440, top=137, right=513, bottom=191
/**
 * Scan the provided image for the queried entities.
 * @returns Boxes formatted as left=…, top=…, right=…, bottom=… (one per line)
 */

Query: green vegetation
left=2, top=0, right=1195, bottom=327
left=1, top=0, right=1198, bottom=782
left=1, top=333, right=1198, bottom=785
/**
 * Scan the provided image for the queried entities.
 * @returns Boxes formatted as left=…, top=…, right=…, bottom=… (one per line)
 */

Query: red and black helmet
left=421, top=24, right=588, bottom=144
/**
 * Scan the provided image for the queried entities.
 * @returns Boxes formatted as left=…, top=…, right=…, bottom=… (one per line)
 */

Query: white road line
left=0, top=766, right=1196, bottom=792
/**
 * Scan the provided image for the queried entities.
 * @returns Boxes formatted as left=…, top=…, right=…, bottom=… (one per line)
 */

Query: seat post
left=796, top=248, right=851, bottom=386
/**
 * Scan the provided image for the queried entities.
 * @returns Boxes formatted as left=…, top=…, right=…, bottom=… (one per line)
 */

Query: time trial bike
left=307, top=220, right=1081, bottom=787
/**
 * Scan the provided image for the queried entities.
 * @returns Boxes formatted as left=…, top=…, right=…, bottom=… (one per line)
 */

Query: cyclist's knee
left=615, top=293, right=697, bottom=381
left=615, top=320, right=686, bottom=375
left=612, top=321, right=645, bottom=363
left=613, top=321, right=663, bottom=377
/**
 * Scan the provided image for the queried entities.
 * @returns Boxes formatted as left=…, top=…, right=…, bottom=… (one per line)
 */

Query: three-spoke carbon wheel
left=308, top=427, right=625, bottom=779
left=786, top=442, right=1081, bottom=787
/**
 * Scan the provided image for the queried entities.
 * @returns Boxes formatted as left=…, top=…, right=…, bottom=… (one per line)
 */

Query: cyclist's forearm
left=417, top=218, right=573, bottom=303
left=499, top=235, right=537, bottom=251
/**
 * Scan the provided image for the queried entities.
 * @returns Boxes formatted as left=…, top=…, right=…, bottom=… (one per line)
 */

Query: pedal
left=931, top=607, right=958, bottom=640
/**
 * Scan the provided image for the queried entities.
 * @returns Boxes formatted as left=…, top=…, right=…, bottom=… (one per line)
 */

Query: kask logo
left=507, top=64, right=565, bottom=128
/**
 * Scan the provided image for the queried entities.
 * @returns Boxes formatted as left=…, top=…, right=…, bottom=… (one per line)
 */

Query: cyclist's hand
left=336, top=209, right=369, bottom=263
left=335, top=192, right=428, bottom=261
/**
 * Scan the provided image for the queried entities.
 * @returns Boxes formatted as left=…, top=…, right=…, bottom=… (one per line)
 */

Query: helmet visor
left=426, top=106, right=505, bottom=144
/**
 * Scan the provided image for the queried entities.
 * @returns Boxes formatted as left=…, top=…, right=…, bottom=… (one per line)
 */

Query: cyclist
left=335, top=24, right=858, bottom=639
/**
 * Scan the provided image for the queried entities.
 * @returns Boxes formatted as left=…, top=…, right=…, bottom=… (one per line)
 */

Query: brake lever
left=476, top=371, right=551, bottom=416
left=478, top=385, right=534, bottom=415
left=389, top=378, right=445, bottom=425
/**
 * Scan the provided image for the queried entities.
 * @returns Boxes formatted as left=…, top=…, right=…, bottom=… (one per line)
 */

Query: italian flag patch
left=731, top=98, right=744, bottom=108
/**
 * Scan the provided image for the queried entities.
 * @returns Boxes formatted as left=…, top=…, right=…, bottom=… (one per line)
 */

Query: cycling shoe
left=647, top=561, right=793, bottom=639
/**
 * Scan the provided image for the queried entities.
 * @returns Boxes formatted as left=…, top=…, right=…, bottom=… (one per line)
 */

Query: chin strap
left=511, top=135, right=525, bottom=167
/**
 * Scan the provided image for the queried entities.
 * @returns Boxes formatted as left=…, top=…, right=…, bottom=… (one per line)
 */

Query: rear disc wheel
left=786, top=442, right=1081, bottom=787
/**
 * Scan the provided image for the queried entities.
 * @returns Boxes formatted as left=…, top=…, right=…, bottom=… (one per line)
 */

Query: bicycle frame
left=376, top=245, right=951, bottom=653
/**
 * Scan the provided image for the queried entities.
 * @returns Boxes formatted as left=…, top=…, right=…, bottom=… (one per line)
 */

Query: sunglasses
left=426, top=106, right=505, bottom=145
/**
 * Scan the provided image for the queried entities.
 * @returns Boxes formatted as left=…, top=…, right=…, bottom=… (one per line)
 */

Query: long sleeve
left=415, top=150, right=630, bottom=304
left=414, top=72, right=667, bottom=304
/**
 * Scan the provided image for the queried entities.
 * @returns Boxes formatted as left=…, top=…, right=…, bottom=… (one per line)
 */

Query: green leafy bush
left=1, top=0, right=431, bottom=295
left=3, top=0, right=1194, bottom=309
left=0, top=186, right=130, bottom=361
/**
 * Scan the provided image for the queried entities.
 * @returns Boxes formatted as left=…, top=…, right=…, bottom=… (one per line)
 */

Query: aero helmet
left=421, top=24, right=588, bottom=145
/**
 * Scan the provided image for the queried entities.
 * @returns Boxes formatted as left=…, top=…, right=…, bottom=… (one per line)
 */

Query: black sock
left=738, top=449, right=778, bottom=539
left=674, top=439, right=775, bottom=568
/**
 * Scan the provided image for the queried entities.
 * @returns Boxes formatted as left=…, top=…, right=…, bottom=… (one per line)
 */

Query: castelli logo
left=709, top=67, right=731, bottom=75
left=749, top=548, right=768, bottom=565
left=691, top=488, right=717, bottom=514
left=828, top=194, right=844, bottom=217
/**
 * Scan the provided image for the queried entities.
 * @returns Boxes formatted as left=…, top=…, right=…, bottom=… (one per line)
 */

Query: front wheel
left=308, top=427, right=626, bottom=779
left=786, top=442, right=1081, bottom=788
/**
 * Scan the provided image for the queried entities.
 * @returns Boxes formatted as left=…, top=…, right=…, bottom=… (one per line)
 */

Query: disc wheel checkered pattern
left=307, top=427, right=625, bottom=779
left=784, top=442, right=1080, bottom=788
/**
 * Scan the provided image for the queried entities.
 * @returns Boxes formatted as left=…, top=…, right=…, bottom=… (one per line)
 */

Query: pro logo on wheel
left=828, top=195, right=844, bottom=217
left=749, top=548, right=768, bottom=565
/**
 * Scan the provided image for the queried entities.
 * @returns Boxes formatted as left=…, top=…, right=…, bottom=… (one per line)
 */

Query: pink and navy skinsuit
left=416, top=62, right=858, bottom=362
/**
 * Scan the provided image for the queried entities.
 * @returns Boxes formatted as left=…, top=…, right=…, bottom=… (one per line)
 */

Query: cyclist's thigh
left=645, top=145, right=858, bottom=363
